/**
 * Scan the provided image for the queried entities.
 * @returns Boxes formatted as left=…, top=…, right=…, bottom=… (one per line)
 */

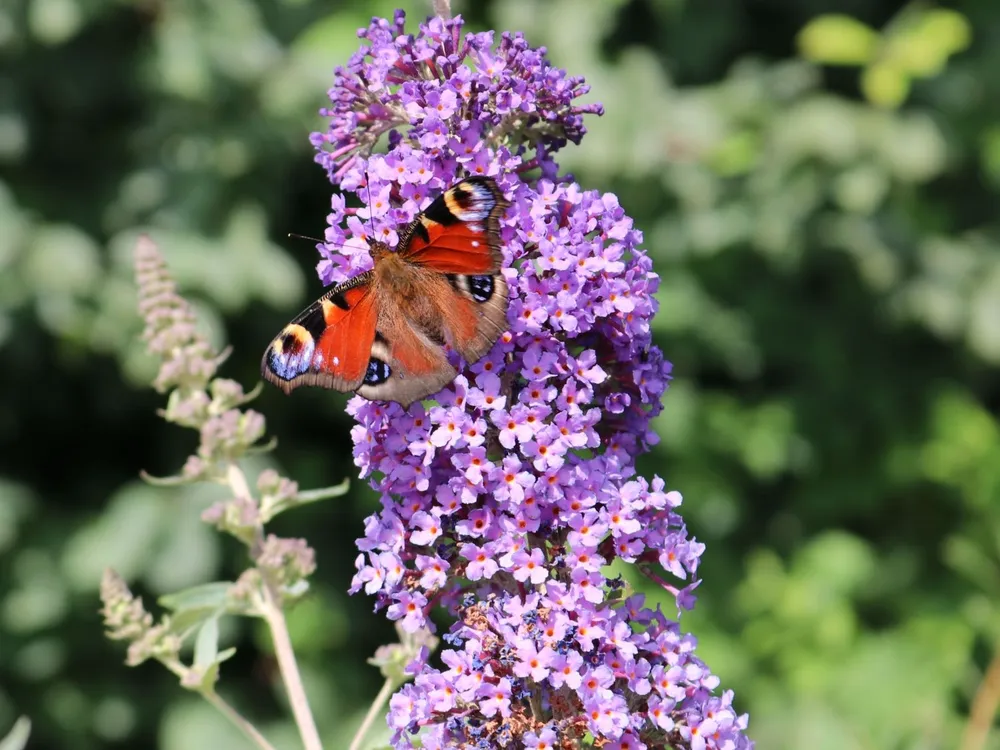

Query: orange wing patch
left=261, top=277, right=377, bottom=393
left=312, top=287, right=377, bottom=384
left=400, top=176, right=508, bottom=274
left=404, top=218, right=496, bottom=274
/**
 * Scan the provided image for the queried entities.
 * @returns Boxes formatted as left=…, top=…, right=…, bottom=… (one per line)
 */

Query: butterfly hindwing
left=355, top=317, right=457, bottom=406
left=261, top=275, right=377, bottom=394
left=442, top=272, right=509, bottom=362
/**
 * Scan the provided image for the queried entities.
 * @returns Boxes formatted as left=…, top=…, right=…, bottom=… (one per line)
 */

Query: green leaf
left=28, top=0, right=83, bottom=46
left=861, top=62, right=910, bottom=108
left=60, top=482, right=167, bottom=590
left=260, top=477, right=350, bottom=522
left=798, top=15, right=879, bottom=65
left=0, top=717, right=31, bottom=750
left=980, top=126, right=1000, bottom=185
left=159, top=582, right=237, bottom=636
left=885, top=8, right=971, bottom=78
left=164, top=607, right=218, bottom=639
left=159, top=582, right=233, bottom=612
left=943, top=535, right=1000, bottom=596
left=294, top=478, right=351, bottom=504
left=708, top=130, right=760, bottom=177
left=194, top=617, right=219, bottom=668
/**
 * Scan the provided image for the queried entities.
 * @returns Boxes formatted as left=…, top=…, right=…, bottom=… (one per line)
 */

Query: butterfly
left=261, top=176, right=510, bottom=407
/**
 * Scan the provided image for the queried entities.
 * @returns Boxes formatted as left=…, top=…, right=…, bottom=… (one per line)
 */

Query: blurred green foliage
left=1, top=0, right=999, bottom=748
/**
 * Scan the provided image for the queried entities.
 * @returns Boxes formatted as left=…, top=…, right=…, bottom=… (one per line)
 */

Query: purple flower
left=478, top=677, right=512, bottom=718
left=408, top=511, right=441, bottom=547
left=309, top=10, right=751, bottom=750
left=512, top=639, right=555, bottom=682
left=523, top=726, right=557, bottom=749
left=387, top=591, right=427, bottom=634
left=460, top=542, right=498, bottom=580
left=510, top=547, right=548, bottom=584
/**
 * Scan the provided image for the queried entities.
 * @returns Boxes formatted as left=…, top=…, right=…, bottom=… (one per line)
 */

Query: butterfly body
left=262, top=176, right=509, bottom=407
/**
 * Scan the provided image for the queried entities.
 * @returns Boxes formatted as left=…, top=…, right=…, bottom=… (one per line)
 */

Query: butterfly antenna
left=289, top=232, right=354, bottom=254
left=364, top=165, right=377, bottom=244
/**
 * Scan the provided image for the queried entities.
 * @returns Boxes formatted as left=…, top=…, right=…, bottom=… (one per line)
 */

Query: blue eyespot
left=268, top=330, right=314, bottom=380
left=468, top=275, right=494, bottom=303
left=363, top=358, right=391, bottom=385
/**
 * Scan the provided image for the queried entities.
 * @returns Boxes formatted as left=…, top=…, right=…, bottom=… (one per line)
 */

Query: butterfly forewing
left=400, top=176, right=507, bottom=273
left=261, top=277, right=377, bottom=394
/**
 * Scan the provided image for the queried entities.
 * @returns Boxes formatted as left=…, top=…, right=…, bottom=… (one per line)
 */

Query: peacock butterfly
left=261, top=176, right=510, bottom=407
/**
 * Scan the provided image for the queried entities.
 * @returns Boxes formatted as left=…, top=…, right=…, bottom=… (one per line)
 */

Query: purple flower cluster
left=311, top=12, right=752, bottom=749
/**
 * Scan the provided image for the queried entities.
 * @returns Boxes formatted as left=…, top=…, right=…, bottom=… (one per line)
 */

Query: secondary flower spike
left=311, top=11, right=753, bottom=749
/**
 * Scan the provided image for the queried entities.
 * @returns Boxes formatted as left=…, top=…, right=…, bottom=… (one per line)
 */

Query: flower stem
left=637, top=564, right=680, bottom=597
left=960, top=639, right=1000, bottom=750
left=432, top=0, right=451, bottom=20
left=226, top=461, right=323, bottom=750
left=203, top=689, right=280, bottom=750
left=348, top=677, right=395, bottom=750
left=528, top=687, right=545, bottom=722
left=262, top=584, right=324, bottom=750
left=160, top=654, right=280, bottom=750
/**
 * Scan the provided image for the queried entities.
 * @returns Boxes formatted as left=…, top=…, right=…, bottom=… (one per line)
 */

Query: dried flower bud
left=101, top=569, right=181, bottom=667
left=100, top=569, right=153, bottom=642
left=201, top=496, right=261, bottom=545
left=255, top=535, right=316, bottom=593
left=134, top=237, right=219, bottom=393
left=125, top=622, right=181, bottom=667
left=257, top=470, right=300, bottom=521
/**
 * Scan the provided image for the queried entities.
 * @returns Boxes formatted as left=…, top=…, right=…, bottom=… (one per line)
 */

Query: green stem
left=961, top=639, right=1000, bottom=750
left=432, top=0, right=451, bottom=20
left=348, top=678, right=395, bottom=750
left=528, top=685, right=545, bottom=722
left=160, top=655, right=279, bottom=750
left=203, top=690, right=280, bottom=750
left=262, top=583, right=323, bottom=750
left=227, top=461, right=323, bottom=750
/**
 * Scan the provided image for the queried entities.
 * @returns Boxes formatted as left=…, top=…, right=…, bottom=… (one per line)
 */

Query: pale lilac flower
left=512, top=640, right=554, bottom=682
left=511, top=547, right=548, bottom=584
left=478, top=677, right=512, bottom=718
left=408, top=511, right=441, bottom=547
left=387, top=591, right=427, bottom=634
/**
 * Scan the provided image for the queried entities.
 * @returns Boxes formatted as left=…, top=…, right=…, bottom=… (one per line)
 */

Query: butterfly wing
left=261, top=274, right=378, bottom=395
left=262, top=176, right=511, bottom=408
left=354, top=314, right=458, bottom=406
left=399, top=175, right=507, bottom=273
left=353, top=274, right=510, bottom=407
left=399, top=176, right=511, bottom=364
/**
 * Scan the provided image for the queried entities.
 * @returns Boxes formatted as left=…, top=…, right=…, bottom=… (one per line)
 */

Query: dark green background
left=2, top=0, right=999, bottom=748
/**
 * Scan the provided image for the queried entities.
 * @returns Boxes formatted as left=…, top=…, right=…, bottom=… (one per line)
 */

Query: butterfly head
left=366, top=237, right=393, bottom=263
